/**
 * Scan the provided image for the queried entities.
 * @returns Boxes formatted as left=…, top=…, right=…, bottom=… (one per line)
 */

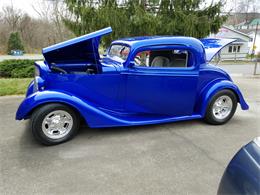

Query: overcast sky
left=0, top=0, right=259, bottom=18
left=0, top=0, right=38, bottom=17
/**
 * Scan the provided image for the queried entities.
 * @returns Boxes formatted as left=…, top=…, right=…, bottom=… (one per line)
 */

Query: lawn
left=0, top=78, right=32, bottom=96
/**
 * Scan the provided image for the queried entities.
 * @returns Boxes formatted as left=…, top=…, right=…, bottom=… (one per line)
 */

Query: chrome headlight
left=33, top=77, right=39, bottom=92
left=33, top=66, right=40, bottom=92
left=35, top=66, right=40, bottom=77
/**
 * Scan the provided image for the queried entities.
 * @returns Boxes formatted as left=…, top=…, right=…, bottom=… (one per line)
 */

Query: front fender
left=199, top=80, right=249, bottom=117
left=16, top=90, right=131, bottom=128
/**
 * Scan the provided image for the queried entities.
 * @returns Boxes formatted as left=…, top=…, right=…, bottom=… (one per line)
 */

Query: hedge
left=0, top=59, right=36, bottom=78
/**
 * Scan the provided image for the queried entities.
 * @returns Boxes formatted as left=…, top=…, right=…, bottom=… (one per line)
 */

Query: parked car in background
left=218, top=137, right=260, bottom=195
left=10, top=50, right=24, bottom=56
left=16, top=27, right=249, bottom=145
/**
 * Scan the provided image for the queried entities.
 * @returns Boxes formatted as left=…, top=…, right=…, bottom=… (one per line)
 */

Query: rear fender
left=16, top=90, right=127, bottom=127
left=198, top=80, right=249, bottom=117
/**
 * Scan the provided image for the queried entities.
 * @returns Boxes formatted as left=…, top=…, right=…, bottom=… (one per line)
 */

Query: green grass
left=0, top=78, right=33, bottom=96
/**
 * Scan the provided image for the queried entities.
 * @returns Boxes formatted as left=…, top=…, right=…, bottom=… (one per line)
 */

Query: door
left=123, top=47, right=199, bottom=116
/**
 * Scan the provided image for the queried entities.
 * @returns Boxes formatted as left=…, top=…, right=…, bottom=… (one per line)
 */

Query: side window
left=134, top=49, right=192, bottom=68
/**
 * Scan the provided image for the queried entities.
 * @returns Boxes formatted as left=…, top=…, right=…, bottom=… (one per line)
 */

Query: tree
left=156, top=0, right=227, bottom=38
left=7, top=32, right=24, bottom=53
left=64, top=0, right=227, bottom=46
left=2, top=6, right=23, bottom=32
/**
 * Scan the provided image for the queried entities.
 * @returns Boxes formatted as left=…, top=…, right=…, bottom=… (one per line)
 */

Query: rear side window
left=134, top=49, right=193, bottom=68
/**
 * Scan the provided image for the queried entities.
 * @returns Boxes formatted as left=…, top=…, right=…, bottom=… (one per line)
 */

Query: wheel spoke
left=212, top=95, right=233, bottom=120
left=42, top=110, right=73, bottom=139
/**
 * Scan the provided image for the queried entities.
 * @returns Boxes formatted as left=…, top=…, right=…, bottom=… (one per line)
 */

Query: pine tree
left=63, top=0, right=227, bottom=46
left=7, top=32, right=24, bottom=54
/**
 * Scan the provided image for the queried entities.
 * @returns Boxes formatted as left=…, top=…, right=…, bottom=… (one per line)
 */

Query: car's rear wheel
left=31, top=103, right=80, bottom=145
left=204, top=90, right=237, bottom=125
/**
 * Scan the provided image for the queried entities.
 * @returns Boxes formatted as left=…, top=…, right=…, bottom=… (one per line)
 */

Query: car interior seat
left=151, top=56, right=170, bottom=67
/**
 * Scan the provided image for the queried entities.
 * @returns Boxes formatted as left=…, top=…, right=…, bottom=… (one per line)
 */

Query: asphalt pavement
left=0, top=76, right=260, bottom=195
left=218, top=62, right=260, bottom=76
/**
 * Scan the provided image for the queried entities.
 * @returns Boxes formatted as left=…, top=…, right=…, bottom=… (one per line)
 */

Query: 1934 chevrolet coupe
left=16, top=27, right=249, bottom=145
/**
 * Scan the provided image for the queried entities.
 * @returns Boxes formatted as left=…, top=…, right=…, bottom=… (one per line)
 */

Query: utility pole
left=253, top=22, right=259, bottom=75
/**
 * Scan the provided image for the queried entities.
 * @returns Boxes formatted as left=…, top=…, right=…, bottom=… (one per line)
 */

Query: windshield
left=108, top=44, right=130, bottom=62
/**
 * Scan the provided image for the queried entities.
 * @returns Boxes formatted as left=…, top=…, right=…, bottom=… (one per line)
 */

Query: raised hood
left=42, top=27, right=112, bottom=65
left=200, top=38, right=236, bottom=62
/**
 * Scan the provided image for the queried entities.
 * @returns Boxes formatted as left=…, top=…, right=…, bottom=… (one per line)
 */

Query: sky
left=0, top=0, right=39, bottom=17
left=0, top=0, right=259, bottom=18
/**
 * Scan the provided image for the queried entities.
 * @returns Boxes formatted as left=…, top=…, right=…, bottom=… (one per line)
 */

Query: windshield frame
left=107, top=43, right=131, bottom=63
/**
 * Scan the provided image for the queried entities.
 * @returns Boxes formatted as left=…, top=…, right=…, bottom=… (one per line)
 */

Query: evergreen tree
left=63, top=0, right=227, bottom=47
left=7, top=32, right=24, bottom=54
left=7, top=32, right=24, bottom=53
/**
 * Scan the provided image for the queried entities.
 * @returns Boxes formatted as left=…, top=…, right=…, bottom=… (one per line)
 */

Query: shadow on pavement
left=19, top=118, right=202, bottom=147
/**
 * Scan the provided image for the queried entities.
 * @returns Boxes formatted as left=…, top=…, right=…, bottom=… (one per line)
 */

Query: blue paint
left=16, top=27, right=248, bottom=128
left=218, top=138, right=260, bottom=195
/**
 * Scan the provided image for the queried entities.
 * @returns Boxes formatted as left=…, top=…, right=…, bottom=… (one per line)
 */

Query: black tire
left=31, top=103, right=80, bottom=145
left=204, top=89, right=237, bottom=125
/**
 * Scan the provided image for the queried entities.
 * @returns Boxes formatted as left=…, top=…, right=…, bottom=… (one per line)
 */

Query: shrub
left=0, top=60, right=35, bottom=78
left=7, top=32, right=24, bottom=54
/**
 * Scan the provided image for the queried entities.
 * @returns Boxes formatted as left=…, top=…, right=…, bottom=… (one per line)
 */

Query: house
left=210, top=25, right=251, bottom=60
left=235, top=18, right=260, bottom=31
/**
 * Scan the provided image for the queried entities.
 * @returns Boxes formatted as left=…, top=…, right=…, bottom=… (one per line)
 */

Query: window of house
left=228, top=46, right=232, bottom=53
left=229, top=45, right=241, bottom=53
left=133, top=49, right=192, bottom=68
left=237, top=45, right=241, bottom=52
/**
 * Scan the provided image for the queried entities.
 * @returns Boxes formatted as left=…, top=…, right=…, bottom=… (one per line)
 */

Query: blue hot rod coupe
left=16, top=27, right=249, bottom=145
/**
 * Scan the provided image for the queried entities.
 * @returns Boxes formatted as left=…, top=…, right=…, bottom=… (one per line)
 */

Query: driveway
left=0, top=76, right=259, bottom=195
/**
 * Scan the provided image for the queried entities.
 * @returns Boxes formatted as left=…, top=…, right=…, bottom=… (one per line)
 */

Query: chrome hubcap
left=212, top=95, right=233, bottom=120
left=42, top=110, right=73, bottom=139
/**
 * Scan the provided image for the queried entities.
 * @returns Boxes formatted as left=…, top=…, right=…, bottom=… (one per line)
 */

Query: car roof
left=112, top=36, right=204, bottom=50
left=112, top=36, right=206, bottom=64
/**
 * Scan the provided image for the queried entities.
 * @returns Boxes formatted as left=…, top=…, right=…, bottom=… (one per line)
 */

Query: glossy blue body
left=218, top=138, right=260, bottom=195
left=16, top=27, right=249, bottom=127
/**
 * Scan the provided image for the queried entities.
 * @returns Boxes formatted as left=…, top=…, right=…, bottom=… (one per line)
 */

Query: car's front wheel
left=31, top=103, right=80, bottom=145
left=205, top=90, right=237, bottom=125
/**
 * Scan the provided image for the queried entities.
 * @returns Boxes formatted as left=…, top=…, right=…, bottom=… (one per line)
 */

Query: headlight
left=34, top=66, right=39, bottom=91
left=35, top=66, right=40, bottom=77
left=33, top=77, right=39, bottom=92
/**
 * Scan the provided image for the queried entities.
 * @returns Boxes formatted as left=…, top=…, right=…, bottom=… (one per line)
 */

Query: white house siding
left=210, top=26, right=251, bottom=60
left=220, top=44, right=249, bottom=60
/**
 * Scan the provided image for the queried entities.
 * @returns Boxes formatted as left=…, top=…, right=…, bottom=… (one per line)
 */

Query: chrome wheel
left=212, top=95, right=233, bottom=120
left=42, top=110, right=73, bottom=139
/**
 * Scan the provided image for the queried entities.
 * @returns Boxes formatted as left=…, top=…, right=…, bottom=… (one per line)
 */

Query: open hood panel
left=200, top=38, right=236, bottom=62
left=42, top=27, right=112, bottom=65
